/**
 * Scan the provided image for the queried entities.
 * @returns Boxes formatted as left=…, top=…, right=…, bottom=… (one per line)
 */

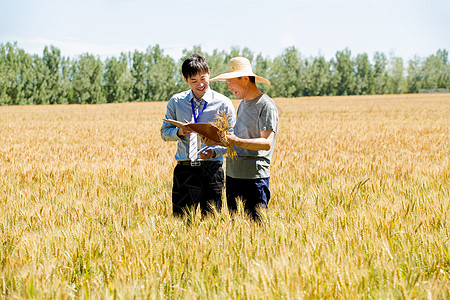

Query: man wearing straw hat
left=209, top=56, right=278, bottom=222
left=161, top=54, right=235, bottom=217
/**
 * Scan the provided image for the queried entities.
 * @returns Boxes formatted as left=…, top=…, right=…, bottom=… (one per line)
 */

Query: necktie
left=188, top=99, right=201, bottom=161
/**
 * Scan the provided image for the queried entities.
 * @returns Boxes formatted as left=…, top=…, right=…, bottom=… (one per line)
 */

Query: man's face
left=226, top=77, right=247, bottom=99
left=185, top=71, right=210, bottom=100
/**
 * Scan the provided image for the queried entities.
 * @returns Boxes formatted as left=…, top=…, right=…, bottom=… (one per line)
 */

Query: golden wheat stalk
left=211, top=110, right=237, bottom=160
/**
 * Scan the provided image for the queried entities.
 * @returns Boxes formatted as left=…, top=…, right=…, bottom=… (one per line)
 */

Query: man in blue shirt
left=161, top=54, right=235, bottom=217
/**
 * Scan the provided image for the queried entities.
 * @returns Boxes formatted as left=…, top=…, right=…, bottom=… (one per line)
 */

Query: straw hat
left=210, top=57, right=271, bottom=85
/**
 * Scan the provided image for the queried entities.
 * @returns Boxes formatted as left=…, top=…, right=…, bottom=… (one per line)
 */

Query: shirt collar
left=188, top=88, right=212, bottom=104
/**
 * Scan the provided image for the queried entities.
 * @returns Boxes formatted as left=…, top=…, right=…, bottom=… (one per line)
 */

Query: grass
left=0, top=94, right=449, bottom=299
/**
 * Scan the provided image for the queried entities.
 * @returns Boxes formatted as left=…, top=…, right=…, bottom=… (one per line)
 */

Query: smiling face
left=185, top=71, right=210, bottom=100
left=226, top=77, right=248, bottom=99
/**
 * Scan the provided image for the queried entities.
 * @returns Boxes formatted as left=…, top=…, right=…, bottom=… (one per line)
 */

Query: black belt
left=177, top=160, right=221, bottom=167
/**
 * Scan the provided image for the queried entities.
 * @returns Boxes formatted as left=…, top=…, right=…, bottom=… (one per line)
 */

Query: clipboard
left=163, top=118, right=225, bottom=146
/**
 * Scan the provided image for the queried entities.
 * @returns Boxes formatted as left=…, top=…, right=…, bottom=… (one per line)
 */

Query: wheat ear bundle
left=211, top=111, right=237, bottom=160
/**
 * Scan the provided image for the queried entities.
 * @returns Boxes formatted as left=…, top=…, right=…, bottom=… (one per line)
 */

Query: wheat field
left=0, top=94, right=449, bottom=299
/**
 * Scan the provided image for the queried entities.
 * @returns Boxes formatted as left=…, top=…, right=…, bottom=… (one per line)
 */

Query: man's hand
left=201, top=136, right=215, bottom=146
left=177, top=126, right=192, bottom=137
left=225, top=132, right=240, bottom=146
left=199, top=148, right=216, bottom=160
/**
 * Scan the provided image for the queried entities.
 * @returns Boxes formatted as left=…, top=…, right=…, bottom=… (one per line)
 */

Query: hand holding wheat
left=211, top=111, right=237, bottom=160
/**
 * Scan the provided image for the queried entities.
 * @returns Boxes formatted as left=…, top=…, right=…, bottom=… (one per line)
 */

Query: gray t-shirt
left=226, top=94, right=278, bottom=179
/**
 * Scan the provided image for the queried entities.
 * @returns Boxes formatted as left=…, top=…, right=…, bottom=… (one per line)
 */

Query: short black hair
left=182, top=54, right=210, bottom=79
left=238, top=76, right=256, bottom=84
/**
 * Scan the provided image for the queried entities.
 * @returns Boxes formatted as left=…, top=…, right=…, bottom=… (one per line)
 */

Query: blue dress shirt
left=161, top=88, right=236, bottom=162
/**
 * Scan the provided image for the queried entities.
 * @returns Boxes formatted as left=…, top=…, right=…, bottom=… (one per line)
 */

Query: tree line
left=0, top=42, right=449, bottom=105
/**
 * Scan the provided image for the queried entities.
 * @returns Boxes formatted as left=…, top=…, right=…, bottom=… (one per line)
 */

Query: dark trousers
left=226, top=176, right=270, bottom=222
left=172, top=162, right=224, bottom=217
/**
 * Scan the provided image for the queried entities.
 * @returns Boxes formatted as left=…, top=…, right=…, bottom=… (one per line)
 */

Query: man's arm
left=226, top=130, right=275, bottom=151
left=161, top=99, right=192, bottom=141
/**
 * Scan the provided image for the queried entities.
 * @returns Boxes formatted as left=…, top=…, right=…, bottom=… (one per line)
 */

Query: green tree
left=421, top=49, right=450, bottom=90
left=0, top=42, right=22, bottom=105
left=0, top=44, right=6, bottom=104
left=180, top=45, right=206, bottom=61
left=373, top=52, right=389, bottom=94
left=354, top=53, right=374, bottom=95
left=41, top=46, right=63, bottom=104
left=58, top=56, right=71, bottom=104
left=220, top=46, right=255, bottom=64
left=207, top=49, right=230, bottom=97
left=331, top=49, right=355, bottom=96
left=131, top=50, right=147, bottom=101
left=406, top=56, right=423, bottom=93
left=144, top=45, right=177, bottom=101
left=17, top=52, right=35, bottom=105
left=437, top=49, right=450, bottom=88
left=254, top=53, right=272, bottom=95
left=70, top=54, right=105, bottom=104
left=388, top=56, right=406, bottom=94
left=271, top=46, right=303, bottom=97
left=0, top=44, right=7, bottom=104
left=230, top=46, right=254, bottom=63
left=104, top=53, right=130, bottom=103
left=306, top=55, right=331, bottom=96
left=32, top=48, right=52, bottom=104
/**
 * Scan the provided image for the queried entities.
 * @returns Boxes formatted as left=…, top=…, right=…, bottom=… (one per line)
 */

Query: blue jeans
left=226, top=176, right=270, bottom=222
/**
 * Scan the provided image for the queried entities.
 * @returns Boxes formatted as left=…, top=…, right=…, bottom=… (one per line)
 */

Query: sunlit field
left=1, top=94, right=449, bottom=298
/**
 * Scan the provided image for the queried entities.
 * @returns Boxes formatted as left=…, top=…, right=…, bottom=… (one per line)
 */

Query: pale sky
left=1, top=0, right=449, bottom=61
